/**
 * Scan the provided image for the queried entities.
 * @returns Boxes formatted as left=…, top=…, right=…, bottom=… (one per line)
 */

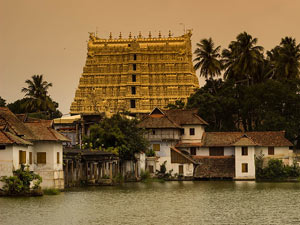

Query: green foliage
left=255, top=157, right=300, bottom=180
left=140, top=170, right=151, bottom=181
left=145, top=149, right=155, bottom=157
left=0, top=96, right=6, bottom=107
left=82, top=114, right=149, bottom=161
left=7, top=74, right=62, bottom=119
left=165, top=100, right=185, bottom=109
left=0, top=165, right=42, bottom=195
left=43, top=188, right=61, bottom=195
left=113, top=173, right=124, bottom=184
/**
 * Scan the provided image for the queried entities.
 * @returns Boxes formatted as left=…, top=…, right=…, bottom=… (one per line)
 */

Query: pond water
left=1, top=181, right=300, bottom=225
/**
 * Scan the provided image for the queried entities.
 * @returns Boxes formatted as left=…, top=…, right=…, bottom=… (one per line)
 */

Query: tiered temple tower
left=70, top=30, right=199, bottom=116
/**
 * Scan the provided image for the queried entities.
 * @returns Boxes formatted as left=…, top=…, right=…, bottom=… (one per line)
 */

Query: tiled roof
left=137, top=115, right=181, bottom=129
left=175, top=142, right=203, bottom=148
left=0, top=130, right=33, bottom=145
left=0, top=107, right=36, bottom=139
left=0, top=107, right=70, bottom=143
left=164, top=109, right=208, bottom=125
left=202, top=131, right=292, bottom=147
left=25, top=122, right=70, bottom=142
left=138, top=107, right=208, bottom=129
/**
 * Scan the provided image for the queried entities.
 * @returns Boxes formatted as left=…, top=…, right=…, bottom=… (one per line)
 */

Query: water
left=1, top=181, right=300, bottom=225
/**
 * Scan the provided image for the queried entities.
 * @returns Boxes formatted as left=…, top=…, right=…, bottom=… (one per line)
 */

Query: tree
left=222, top=32, right=264, bottom=85
left=0, top=96, right=6, bottom=107
left=193, top=38, right=223, bottom=80
left=165, top=99, right=185, bottom=109
left=267, top=37, right=300, bottom=80
left=21, top=74, right=56, bottom=113
left=83, top=114, right=149, bottom=161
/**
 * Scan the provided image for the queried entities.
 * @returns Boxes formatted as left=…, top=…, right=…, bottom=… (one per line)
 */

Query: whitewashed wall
left=181, top=125, right=204, bottom=143
left=235, top=146, right=255, bottom=179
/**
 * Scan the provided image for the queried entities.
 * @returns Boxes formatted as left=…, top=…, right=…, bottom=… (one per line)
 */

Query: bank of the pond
left=1, top=181, right=300, bottom=225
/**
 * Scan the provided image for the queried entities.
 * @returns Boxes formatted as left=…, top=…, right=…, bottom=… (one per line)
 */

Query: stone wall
left=194, top=156, right=235, bottom=178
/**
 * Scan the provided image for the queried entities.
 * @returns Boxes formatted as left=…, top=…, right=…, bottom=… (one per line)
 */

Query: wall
left=33, top=142, right=64, bottom=189
left=145, top=128, right=181, bottom=141
left=235, top=146, right=255, bottom=179
left=181, top=125, right=204, bottom=143
left=195, top=147, right=234, bottom=156
left=255, top=146, right=291, bottom=165
left=0, top=145, right=14, bottom=179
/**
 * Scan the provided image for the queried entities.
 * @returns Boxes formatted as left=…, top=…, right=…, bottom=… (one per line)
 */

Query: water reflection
left=1, top=181, right=300, bottom=225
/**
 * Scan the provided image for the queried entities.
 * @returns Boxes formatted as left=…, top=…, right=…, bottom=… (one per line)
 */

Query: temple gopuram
left=70, top=30, right=199, bottom=116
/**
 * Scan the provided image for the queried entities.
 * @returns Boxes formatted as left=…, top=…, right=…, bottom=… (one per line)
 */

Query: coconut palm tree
left=267, top=37, right=300, bottom=80
left=193, top=38, right=223, bottom=80
left=222, top=32, right=264, bottom=85
left=21, top=75, right=55, bottom=112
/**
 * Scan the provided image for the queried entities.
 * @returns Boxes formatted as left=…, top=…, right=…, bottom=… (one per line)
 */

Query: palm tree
left=267, top=37, right=300, bottom=80
left=21, top=75, right=55, bottom=112
left=193, top=38, right=223, bottom=80
left=222, top=32, right=264, bottom=85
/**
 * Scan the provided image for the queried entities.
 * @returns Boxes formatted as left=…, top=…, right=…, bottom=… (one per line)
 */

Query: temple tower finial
left=119, top=32, right=122, bottom=39
left=109, top=32, right=112, bottom=39
left=158, top=31, right=162, bottom=38
left=148, top=31, right=152, bottom=38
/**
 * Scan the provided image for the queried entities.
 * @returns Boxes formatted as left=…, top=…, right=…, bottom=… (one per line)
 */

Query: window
left=209, top=147, right=224, bottom=156
left=57, top=152, right=60, bottom=164
left=242, top=147, right=248, bottom=156
left=133, top=54, right=137, bottom=60
left=37, top=152, right=46, bottom=164
left=152, top=130, right=156, bottom=135
left=29, top=152, right=32, bottom=164
left=268, top=147, right=274, bottom=155
left=180, top=129, right=184, bottom=135
left=148, top=165, right=154, bottom=173
left=190, top=147, right=196, bottom=155
left=189, top=128, right=195, bottom=135
left=242, top=163, right=248, bottom=173
left=0, top=145, right=5, bottom=150
left=179, top=165, right=184, bottom=175
left=19, top=150, right=26, bottom=164
left=153, top=144, right=160, bottom=151
left=133, top=64, right=136, bottom=71
left=132, top=74, right=136, bottom=82
left=130, top=99, right=136, bottom=108
left=131, top=86, right=136, bottom=95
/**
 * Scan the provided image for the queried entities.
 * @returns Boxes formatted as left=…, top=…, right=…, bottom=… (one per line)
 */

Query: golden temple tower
left=70, top=30, right=199, bottom=115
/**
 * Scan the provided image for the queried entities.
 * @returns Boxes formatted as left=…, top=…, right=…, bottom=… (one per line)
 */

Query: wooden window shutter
left=268, top=147, right=274, bottom=155
left=179, top=165, right=184, bottom=175
left=242, top=163, right=248, bottom=173
left=153, top=144, right=160, bottom=151
left=29, top=152, right=32, bottom=164
left=57, top=152, right=60, bottom=164
left=37, top=152, right=46, bottom=164
left=19, top=150, right=26, bottom=164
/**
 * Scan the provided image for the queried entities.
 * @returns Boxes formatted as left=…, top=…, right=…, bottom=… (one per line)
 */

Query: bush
left=145, top=149, right=155, bottom=157
left=256, top=158, right=300, bottom=180
left=0, top=165, right=42, bottom=196
left=43, top=188, right=61, bottom=195
left=140, top=170, right=150, bottom=181
left=113, top=173, right=124, bottom=184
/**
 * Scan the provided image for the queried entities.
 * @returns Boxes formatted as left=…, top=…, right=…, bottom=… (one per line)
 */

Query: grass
left=43, top=188, right=61, bottom=195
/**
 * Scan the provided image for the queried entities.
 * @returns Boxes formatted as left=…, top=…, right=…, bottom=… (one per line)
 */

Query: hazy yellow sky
left=1, top=0, right=300, bottom=114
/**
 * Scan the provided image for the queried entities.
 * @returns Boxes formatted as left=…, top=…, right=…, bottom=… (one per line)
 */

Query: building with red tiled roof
left=0, top=107, right=70, bottom=189
left=139, top=107, right=294, bottom=180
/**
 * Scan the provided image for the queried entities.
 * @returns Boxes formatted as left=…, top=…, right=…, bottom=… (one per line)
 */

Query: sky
left=1, top=0, right=300, bottom=114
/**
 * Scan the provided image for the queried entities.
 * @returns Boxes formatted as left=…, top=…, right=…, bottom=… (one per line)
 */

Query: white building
left=138, top=107, right=293, bottom=180
left=0, top=107, right=69, bottom=189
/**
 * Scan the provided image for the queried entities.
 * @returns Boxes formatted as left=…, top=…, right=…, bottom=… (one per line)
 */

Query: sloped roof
left=137, top=114, right=181, bottom=129
left=231, top=135, right=258, bottom=146
left=202, top=131, right=292, bottom=147
left=0, top=130, right=33, bottom=145
left=25, top=122, right=70, bottom=142
left=164, top=108, right=208, bottom=125
left=0, top=107, right=70, bottom=143
left=0, top=107, right=36, bottom=139
left=138, top=107, right=207, bottom=129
